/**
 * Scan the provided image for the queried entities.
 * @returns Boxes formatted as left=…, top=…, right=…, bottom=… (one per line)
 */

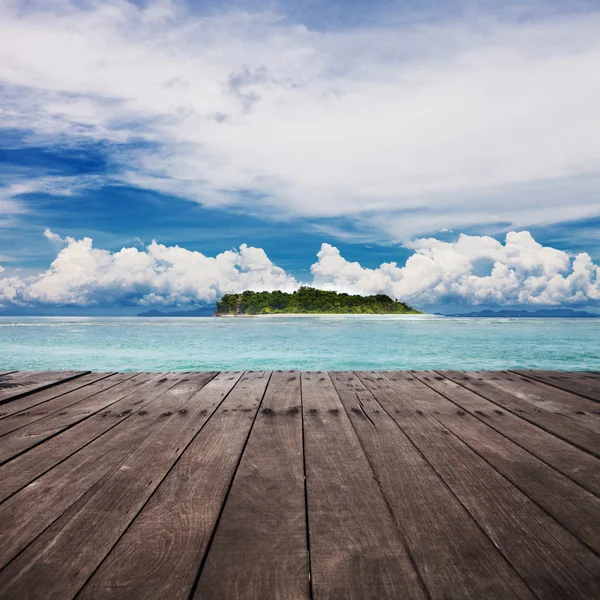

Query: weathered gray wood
left=0, top=372, right=241, bottom=598
left=512, top=370, right=600, bottom=403
left=194, top=371, right=309, bottom=600
left=0, top=371, right=35, bottom=380
left=0, top=372, right=217, bottom=566
left=0, top=371, right=17, bottom=377
left=474, top=371, right=600, bottom=429
left=412, top=372, right=600, bottom=497
left=0, top=373, right=124, bottom=436
left=79, top=372, right=270, bottom=600
left=0, top=371, right=33, bottom=383
left=0, top=372, right=118, bottom=431
left=0, top=372, right=186, bottom=503
left=357, top=372, right=600, bottom=599
left=405, top=372, right=600, bottom=553
left=0, top=373, right=116, bottom=422
left=0, top=374, right=136, bottom=457
left=330, top=372, right=534, bottom=600
left=442, top=370, right=600, bottom=457
left=302, top=372, right=426, bottom=600
left=1, top=370, right=599, bottom=600
left=0, top=371, right=88, bottom=404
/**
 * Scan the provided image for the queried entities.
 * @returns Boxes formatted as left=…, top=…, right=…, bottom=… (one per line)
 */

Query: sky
left=0, top=0, right=599, bottom=314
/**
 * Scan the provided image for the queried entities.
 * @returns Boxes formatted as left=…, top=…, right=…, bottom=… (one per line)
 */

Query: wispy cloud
left=1, top=0, right=599, bottom=239
left=0, top=185, right=30, bottom=228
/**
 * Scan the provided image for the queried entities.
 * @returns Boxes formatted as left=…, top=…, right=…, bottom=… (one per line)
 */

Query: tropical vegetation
left=215, top=287, right=421, bottom=315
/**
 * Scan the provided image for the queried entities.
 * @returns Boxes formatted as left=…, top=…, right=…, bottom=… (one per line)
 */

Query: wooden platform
left=1, top=369, right=599, bottom=599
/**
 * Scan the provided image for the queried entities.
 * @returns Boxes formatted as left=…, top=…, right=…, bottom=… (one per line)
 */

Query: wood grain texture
left=0, top=371, right=88, bottom=405
left=302, top=372, right=426, bottom=600
left=512, top=370, right=600, bottom=403
left=358, top=372, right=600, bottom=600
left=442, top=370, right=600, bottom=458
left=405, top=372, right=600, bottom=554
left=330, top=372, right=534, bottom=600
left=0, top=372, right=215, bottom=567
left=0, top=372, right=239, bottom=599
left=0, top=372, right=118, bottom=434
left=0, top=373, right=140, bottom=463
left=0, top=372, right=187, bottom=503
left=413, top=372, right=600, bottom=497
left=1, top=370, right=599, bottom=600
left=473, top=371, right=600, bottom=429
left=580, top=371, right=600, bottom=379
left=79, top=371, right=270, bottom=600
left=194, top=371, right=309, bottom=600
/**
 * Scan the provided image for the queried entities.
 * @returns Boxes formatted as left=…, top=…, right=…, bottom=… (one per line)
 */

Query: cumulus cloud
left=0, top=233, right=298, bottom=307
left=1, top=1, right=600, bottom=239
left=311, top=232, right=600, bottom=306
left=1, top=230, right=599, bottom=308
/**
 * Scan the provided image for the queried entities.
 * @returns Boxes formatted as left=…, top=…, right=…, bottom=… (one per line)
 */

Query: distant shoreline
left=214, top=312, right=438, bottom=318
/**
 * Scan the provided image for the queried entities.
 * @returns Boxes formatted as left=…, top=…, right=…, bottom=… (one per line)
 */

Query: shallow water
left=0, top=315, right=598, bottom=372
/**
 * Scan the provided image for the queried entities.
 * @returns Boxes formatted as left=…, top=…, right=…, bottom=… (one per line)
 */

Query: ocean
left=1, top=315, right=598, bottom=372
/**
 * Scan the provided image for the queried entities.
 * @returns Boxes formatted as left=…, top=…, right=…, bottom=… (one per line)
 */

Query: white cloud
left=0, top=176, right=103, bottom=228
left=311, top=231, right=600, bottom=306
left=0, top=230, right=598, bottom=308
left=0, top=185, right=31, bottom=228
left=1, top=1, right=600, bottom=239
left=43, top=228, right=67, bottom=243
left=0, top=232, right=298, bottom=307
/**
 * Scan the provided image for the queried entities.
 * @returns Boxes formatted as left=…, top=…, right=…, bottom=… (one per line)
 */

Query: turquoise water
left=0, top=316, right=598, bottom=372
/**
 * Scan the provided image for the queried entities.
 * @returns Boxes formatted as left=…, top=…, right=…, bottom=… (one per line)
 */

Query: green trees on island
left=215, top=287, right=421, bottom=315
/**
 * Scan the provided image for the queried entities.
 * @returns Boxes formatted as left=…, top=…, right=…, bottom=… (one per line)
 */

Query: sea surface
left=1, top=315, right=599, bottom=372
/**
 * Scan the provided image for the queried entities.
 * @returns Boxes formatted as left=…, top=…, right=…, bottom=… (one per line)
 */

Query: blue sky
left=1, top=0, right=599, bottom=313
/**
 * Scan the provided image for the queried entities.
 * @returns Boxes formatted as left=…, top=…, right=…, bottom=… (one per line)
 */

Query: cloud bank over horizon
left=1, top=230, right=598, bottom=310
left=1, top=0, right=600, bottom=241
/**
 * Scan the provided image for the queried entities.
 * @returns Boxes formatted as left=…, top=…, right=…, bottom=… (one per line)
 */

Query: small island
left=215, top=287, right=421, bottom=315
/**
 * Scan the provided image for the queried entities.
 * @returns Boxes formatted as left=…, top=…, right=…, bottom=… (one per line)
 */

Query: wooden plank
left=302, top=372, right=426, bottom=600
left=357, top=372, right=600, bottom=599
left=0, top=373, right=149, bottom=464
left=0, top=372, right=125, bottom=437
left=0, top=372, right=187, bottom=503
left=512, top=370, right=600, bottom=403
left=330, top=372, right=534, bottom=600
left=547, top=371, right=600, bottom=379
left=473, top=371, right=600, bottom=429
left=0, top=372, right=242, bottom=598
left=0, top=371, right=88, bottom=404
left=411, top=372, right=600, bottom=497
left=442, top=370, right=600, bottom=458
left=193, top=371, right=308, bottom=600
left=403, top=372, right=600, bottom=554
left=0, top=373, right=108, bottom=419
left=0, top=371, right=32, bottom=382
left=0, top=372, right=217, bottom=566
left=79, top=371, right=270, bottom=600
left=0, top=371, right=18, bottom=377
